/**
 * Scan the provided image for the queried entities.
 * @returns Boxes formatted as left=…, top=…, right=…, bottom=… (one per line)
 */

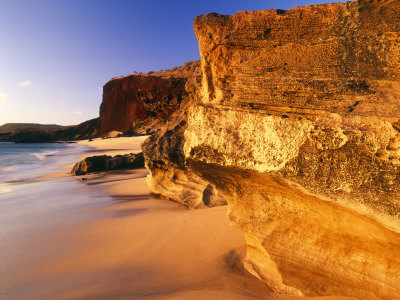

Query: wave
left=3, top=164, right=41, bottom=172
left=0, top=187, right=13, bottom=194
left=32, top=149, right=62, bottom=161
left=0, top=164, right=43, bottom=184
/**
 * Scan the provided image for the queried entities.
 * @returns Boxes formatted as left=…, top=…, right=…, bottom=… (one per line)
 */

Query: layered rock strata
left=145, top=0, right=400, bottom=298
left=98, top=62, right=199, bottom=136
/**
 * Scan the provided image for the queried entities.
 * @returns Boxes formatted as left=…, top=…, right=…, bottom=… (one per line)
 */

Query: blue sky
left=0, top=0, right=342, bottom=125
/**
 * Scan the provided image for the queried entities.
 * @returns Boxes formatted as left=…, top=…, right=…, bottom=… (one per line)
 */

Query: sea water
left=0, top=142, right=68, bottom=168
left=0, top=141, right=116, bottom=297
left=0, top=141, right=105, bottom=220
left=0, top=142, right=71, bottom=183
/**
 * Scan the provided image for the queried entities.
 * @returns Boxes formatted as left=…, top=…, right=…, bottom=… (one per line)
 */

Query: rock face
left=98, top=62, right=199, bottom=136
left=71, top=152, right=144, bottom=175
left=54, top=118, right=99, bottom=141
left=142, top=84, right=227, bottom=208
left=145, top=0, right=400, bottom=298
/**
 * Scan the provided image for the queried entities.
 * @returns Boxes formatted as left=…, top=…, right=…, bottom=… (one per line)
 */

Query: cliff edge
left=99, top=62, right=199, bottom=136
left=144, top=0, right=400, bottom=298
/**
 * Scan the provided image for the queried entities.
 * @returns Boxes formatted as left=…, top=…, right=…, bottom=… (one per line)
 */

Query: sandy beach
left=0, top=137, right=355, bottom=300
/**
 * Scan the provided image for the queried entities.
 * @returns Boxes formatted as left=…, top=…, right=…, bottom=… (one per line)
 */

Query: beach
left=0, top=137, right=357, bottom=300
left=0, top=137, right=276, bottom=300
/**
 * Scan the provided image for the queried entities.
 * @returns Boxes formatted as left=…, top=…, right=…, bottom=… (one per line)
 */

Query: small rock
left=71, top=152, right=144, bottom=175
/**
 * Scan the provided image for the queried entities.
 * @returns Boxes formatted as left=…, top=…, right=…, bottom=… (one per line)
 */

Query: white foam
left=3, top=164, right=40, bottom=172
left=32, top=149, right=61, bottom=161
left=0, top=187, right=13, bottom=194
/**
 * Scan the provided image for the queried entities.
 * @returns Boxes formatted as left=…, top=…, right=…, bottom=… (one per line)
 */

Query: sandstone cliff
left=142, top=67, right=227, bottom=208
left=143, top=0, right=400, bottom=298
left=99, top=62, right=199, bottom=136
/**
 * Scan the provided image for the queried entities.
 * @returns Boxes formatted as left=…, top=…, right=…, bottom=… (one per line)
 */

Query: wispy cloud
left=73, top=111, right=83, bottom=115
left=19, top=80, right=32, bottom=87
left=56, top=100, right=66, bottom=104
left=0, top=93, right=8, bottom=103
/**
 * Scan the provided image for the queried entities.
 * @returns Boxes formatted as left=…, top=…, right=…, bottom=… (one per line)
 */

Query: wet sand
left=0, top=137, right=355, bottom=299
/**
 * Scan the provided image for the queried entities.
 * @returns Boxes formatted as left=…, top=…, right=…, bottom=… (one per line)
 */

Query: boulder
left=71, top=152, right=144, bottom=175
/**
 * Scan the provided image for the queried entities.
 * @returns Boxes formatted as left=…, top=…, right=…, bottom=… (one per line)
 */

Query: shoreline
left=77, top=136, right=148, bottom=156
left=40, top=136, right=148, bottom=179
left=1, top=137, right=277, bottom=300
left=1, top=137, right=356, bottom=299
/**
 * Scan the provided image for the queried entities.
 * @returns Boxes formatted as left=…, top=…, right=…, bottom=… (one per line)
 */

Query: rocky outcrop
left=0, top=123, right=65, bottom=143
left=98, top=62, right=199, bottom=136
left=54, top=118, right=99, bottom=141
left=71, top=152, right=144, bottom=175
left=144, top=0, right=400, bottom=298
left=142, top=88, right=227, bottom=208
left=7, top=129, right=56, bottom=143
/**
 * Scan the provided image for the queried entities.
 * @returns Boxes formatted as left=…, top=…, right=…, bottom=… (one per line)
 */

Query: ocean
left=0, top=140, right=120, bottom=299
left=0, top=142, right=68, bottom=168
left=0, top=142, right=91, bottom=187
left=0, top=137, right=258, bottom=299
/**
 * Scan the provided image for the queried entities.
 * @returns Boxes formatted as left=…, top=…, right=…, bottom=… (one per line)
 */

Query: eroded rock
left=71, top=152, right=144, bottom=175
left=178, top=0, right=400, bottom=298
left=139, top=0, right=400, bottom=297
left=142, top=96, right=227, bottom=208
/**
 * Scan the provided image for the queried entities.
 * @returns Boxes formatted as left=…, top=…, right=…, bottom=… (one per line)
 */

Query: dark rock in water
left=71, top=152, right=144, bottom=175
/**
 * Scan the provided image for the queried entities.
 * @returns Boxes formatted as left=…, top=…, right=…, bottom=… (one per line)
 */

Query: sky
left=0, top=0, right=342, bottom=126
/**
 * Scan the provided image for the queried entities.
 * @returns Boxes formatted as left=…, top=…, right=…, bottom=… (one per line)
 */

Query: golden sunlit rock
left=145, top=0, right=400, bottom=298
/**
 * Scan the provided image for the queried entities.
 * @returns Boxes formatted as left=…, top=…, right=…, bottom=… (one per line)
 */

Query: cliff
left=98, top=62, right=199, bottom=136
left=143, top=0, right=400, bottom=298
left=142, top=64, right=227, bottom=208
left=54, top=118, right=99, bottom=140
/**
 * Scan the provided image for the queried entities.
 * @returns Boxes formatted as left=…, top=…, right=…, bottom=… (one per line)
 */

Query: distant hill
left=54, top=118, right=99, bottom=140
left=0, top=119, right=99, bottom=142
left=0, top=123, right=66, bottom=134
